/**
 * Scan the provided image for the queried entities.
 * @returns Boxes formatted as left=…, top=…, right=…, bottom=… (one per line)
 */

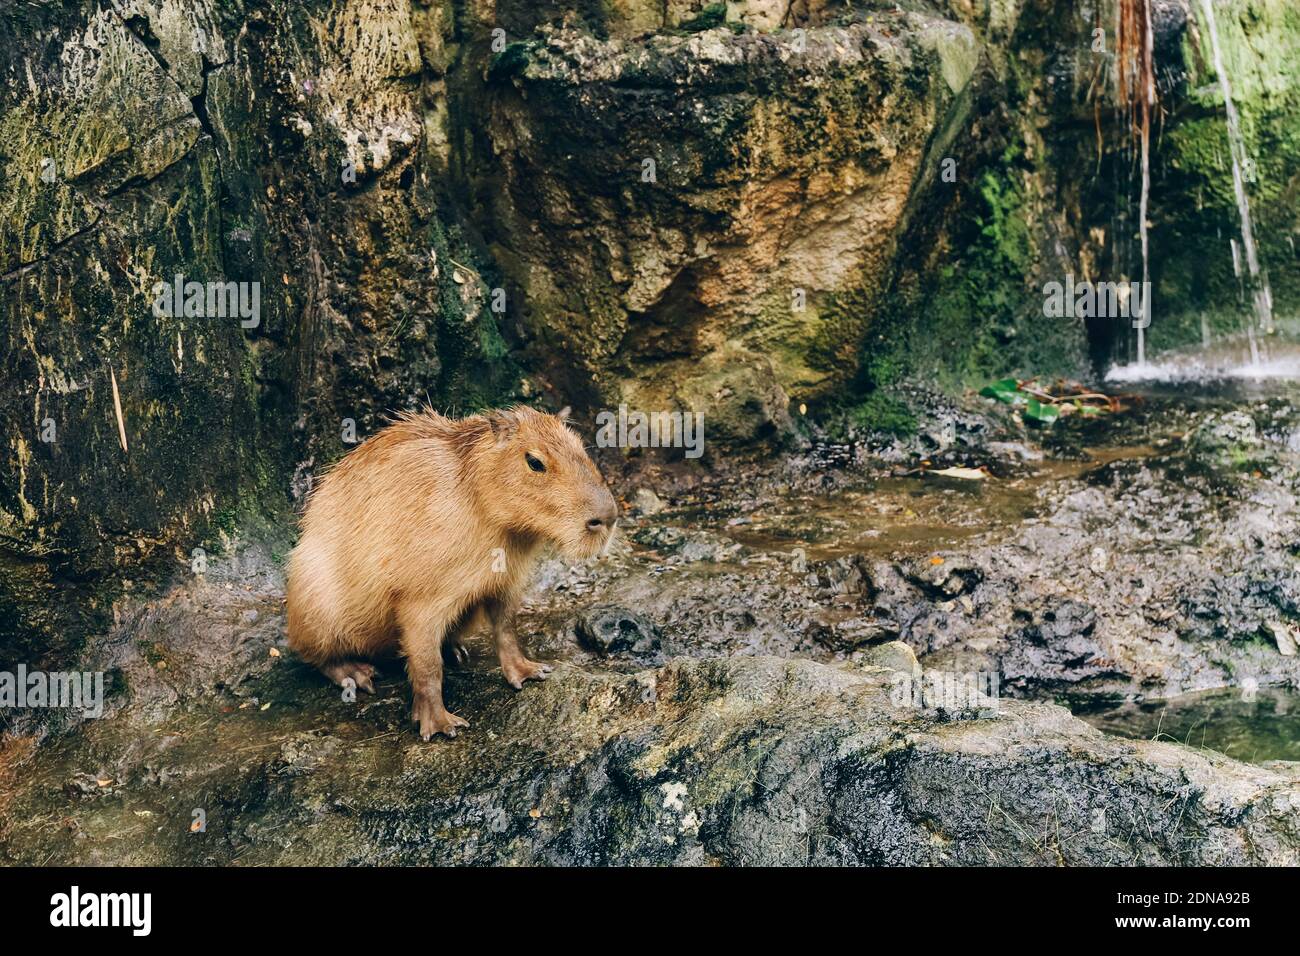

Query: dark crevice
left=116, top=8, right=226, bottom=173
left=102, top=136, right=201, bottom=199
left=191, top=55, right=222, bottom=144
left=122, top=14, right=171, bottom=73
left=1, top=213, right=105, bottom=283
left=115, top=7, right=231, bottom=273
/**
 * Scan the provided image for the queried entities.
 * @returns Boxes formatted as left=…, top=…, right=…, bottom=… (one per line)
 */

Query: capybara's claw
left=421, top=711, right=470, bottom=740
left=503, top=658, right=552, bottom=690
left=323, top=660, right=377, bottom=694
left=413, top=696, right=470, bottom=740
left=445, top=639, right=470, bottom=667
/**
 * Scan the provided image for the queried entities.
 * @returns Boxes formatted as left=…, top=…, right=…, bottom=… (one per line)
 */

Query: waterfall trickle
left=1114, top=0, right=1158, bottom=368
left=1135, top=0, right=1155, bottom=366
left=1199, top=0, right=1274, bottom=366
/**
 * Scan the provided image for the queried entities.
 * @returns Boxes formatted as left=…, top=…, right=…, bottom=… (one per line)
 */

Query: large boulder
left=463, top=12, right=983, bottom=444
left=2, top=647, right=1296, bottom=865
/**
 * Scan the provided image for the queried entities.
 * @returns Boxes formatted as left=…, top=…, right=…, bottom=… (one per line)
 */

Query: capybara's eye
left=525, top=452, right=546, bottom=473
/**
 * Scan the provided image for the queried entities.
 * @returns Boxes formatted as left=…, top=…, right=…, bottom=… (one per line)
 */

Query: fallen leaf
left=930, top=466, right=988, bottom=481
left=930, top=556, right=945, bottom=566
left=528, top=808, right=541, bottom=819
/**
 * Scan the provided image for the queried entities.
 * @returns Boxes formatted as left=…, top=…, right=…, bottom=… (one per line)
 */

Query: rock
left=986, top=441, right=1044, bottom=463
left=473, top=13, right=984, bottom=444
left=676, top=534, right=743, bottom=564
left=574, top=606, right=663, bottom=659
left=853, top=640, right=920, bottom=675
left=1186, top=410, right=1266, bottom=471
left=806, top=555, right=874, bottom=597
left=4, top=656, right=1297, bottom=865
left=1000, top=600, right=1122, bottom=693
left=1265, top=621, right=1299, bottom=657
left=626, top=524, right=738, bottom=563
left=900, top=554, right=982, bottom=599
left=809, top=615, right=899, bottom=651
left=633, top=488, right=667, bottom=515
left=628, top=525, right=687, bottom=551
left=0, top=0, right=519, bottom=668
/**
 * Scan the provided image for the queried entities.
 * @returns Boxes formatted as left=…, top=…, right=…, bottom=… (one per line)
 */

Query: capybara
left=286, top=405, right=618, bottom=739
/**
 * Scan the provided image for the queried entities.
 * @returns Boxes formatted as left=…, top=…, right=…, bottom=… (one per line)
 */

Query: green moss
left=847, top=391, right=918, bottom=437
left=212, top=508, right=239, bottom=539
left=678, top=4, right=727, bottom=34
left=1143, top=0, right=1300, bottom=351
left=975, top=157, right=1032, bottom=274
left=424, top=219, right=524, bottom=411
left=815, top=353, right=917, bottom=440
left=488, top=41, right=535, bottom=81
left=857, top=146, right=1056, bottom=393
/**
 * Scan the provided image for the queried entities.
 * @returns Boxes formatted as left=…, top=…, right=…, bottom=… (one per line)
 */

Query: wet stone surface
left=3, top=383, right=1300, bottom=864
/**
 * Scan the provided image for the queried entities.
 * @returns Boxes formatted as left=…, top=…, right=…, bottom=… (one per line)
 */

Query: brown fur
left=286, top=405, right=617, bottom=739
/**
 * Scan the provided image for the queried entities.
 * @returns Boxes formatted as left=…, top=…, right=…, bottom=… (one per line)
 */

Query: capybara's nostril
left=587, top=500, right=617, bottom=532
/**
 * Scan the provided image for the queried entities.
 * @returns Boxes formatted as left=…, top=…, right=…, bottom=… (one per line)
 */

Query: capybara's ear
left=485, top=408, right=520, bottom=445
left=556, top=405, right=572, bottom=421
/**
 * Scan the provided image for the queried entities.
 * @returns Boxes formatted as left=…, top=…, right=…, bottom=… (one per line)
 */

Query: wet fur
left=286, top=405, right=617, bottom=738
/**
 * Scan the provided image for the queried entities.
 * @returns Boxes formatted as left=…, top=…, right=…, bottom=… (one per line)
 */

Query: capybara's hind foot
left=321, top=660, right=376, bottom=694
left=412, top=692, right=469, bottom=740
left=501, top=657, right=553, bottom=690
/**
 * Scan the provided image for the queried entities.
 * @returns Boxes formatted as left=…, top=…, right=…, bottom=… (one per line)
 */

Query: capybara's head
left=474, top=406, right=618, bottom=559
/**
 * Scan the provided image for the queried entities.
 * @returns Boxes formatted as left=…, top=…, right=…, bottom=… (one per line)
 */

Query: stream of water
left=1117, top=0, right=1278, bottom=375
left=1199, top=0, right=1275, bottom=360
left=1136, top=0, right=1155, bottom=367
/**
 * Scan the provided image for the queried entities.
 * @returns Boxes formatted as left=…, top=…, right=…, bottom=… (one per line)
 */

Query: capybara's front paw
left=412, top=694, right=470, bottom=740
left=502, top=657, right=553, bottom=690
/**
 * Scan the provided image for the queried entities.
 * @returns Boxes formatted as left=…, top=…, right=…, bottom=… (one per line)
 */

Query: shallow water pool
left=1070, top=687, right=1300, bottom=765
